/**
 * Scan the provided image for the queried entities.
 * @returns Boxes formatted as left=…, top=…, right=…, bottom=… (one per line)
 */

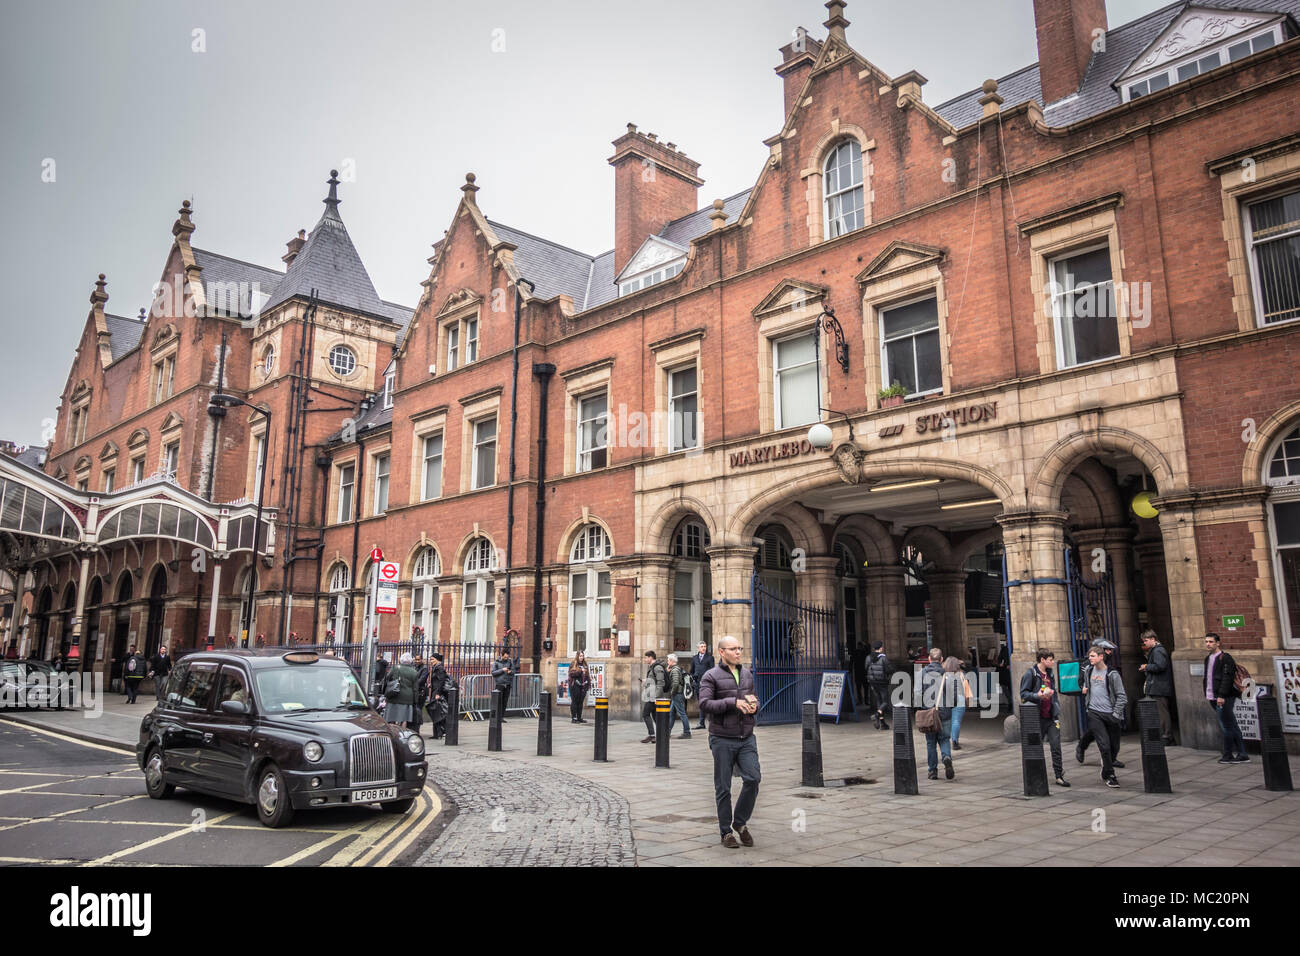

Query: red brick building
left=16, top=0, right=1300, bottom=751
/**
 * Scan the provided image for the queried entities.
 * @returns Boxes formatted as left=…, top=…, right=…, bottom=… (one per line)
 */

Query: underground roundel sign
left=376, top=562, right=400, bottom=614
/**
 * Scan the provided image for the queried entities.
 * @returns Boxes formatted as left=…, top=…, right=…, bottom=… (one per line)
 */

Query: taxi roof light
left=282, top=651, right=319, bottom=664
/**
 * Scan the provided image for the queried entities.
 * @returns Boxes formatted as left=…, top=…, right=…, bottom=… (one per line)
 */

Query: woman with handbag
left=919, top=648, right=956, bottom=780
left=944, top=656, right=973, bottom=750
left=384, top=652, right=419, bottom=729
left=568, top=651, right=591, bottom=723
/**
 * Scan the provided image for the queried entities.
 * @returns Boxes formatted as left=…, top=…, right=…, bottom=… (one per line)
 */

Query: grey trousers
left=709, top=734, right=761, bottom=837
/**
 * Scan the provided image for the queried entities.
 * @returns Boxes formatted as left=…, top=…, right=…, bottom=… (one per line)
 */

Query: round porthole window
left=262, top=345, right=275, bottom=376
left=328, top=344, right=357, bottom=377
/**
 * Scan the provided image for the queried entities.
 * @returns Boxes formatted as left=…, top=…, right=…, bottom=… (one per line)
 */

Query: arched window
left=462, top=537, right=496, bottom=643
left=671, top=519, right=712, bottom=653
left=1265, top=424, right=1300, bottom=646
left=411, top=547, right=441, bottom=645
left=569, top=524, right=613, bottom=656
left=327, top=564, right=350, bottom=642
left=823, top=140, right=864, bottom=239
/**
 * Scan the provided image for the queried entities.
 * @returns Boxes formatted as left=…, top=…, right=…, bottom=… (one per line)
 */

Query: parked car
left=0, top=660, right=60, bottom=709
left=136, top=649, right=428, bottom=828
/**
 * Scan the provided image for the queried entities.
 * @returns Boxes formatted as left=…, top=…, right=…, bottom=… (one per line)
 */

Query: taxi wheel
left=255, top=764, right=296, bottom=828
left=144, top=748, right=175, bottom=799
left=381, top=797, right=416, bottom=814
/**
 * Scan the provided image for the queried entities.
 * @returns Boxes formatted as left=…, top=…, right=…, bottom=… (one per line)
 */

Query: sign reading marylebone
left=729, top=438, right=825, bottom=468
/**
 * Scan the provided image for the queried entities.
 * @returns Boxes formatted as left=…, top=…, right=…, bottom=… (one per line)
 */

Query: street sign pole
left=361, top=548, right=383, bottom=693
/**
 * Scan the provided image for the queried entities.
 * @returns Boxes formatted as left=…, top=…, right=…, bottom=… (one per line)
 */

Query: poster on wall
left=1233, top=695, right=1260, bottom=742
left=556, top=662, right=571, bottom=705
left=589, top=662, right=606, bottom=705
left=1275, top=657, right=1300, bottom=733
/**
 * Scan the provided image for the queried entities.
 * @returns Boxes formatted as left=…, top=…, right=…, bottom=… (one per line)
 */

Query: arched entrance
left=144, top=568, right=167, bottom=659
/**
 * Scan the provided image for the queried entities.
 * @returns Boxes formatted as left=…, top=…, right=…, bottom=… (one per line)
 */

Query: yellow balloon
left=1131, top=491, right=1158, bottom=519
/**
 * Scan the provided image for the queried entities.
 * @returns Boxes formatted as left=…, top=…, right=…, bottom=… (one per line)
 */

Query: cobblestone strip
left=414, top=750, right=635, bottom=867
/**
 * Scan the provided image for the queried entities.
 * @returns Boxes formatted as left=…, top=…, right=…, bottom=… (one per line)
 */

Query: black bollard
left=654, top=698, right=671, bottom=768
left=1018, top=704, right=1050, bottom=797
left=537, top=691, right=553, bottom=756
left=594, top=696, right=609, bottom=762
left=801, top=700, right=824, bottom=787
left=1257, top=696, right=1294, bottom=792
left=1136, top=697, right=1172, bottom=794
left=893, top=704, right=919, bottom=795
left=444, top=682, right=459, bottom=746
left=488, top=688, right=502, bottom=752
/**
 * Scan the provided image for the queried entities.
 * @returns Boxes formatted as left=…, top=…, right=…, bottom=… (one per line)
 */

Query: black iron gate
left=751, top=574, right=838, bottom=724
left=1065, top=544, right=1121, bottom=734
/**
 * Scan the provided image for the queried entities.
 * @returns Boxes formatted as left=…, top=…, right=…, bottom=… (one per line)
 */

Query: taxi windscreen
left=254, top=665, right=368, bottom=713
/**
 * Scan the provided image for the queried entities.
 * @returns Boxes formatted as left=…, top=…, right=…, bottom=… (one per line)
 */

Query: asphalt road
left=0, top=719, right=443, bottom=866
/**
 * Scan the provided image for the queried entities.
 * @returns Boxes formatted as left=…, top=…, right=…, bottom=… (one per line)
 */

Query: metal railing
left=459, top=673, right=542, bottom=719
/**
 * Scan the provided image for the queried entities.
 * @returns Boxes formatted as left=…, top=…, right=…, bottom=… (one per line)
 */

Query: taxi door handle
left=202, top=733, right=214, bottom=743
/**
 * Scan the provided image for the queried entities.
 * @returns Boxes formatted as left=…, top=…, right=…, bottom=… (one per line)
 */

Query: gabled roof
left=481, top=188, right=750, bottom=314
left=262, top=173, right=393, bottom=321
left=192, top=248, right=283, bottom=294
left=932, top=0, right=1299, bottom=128
left=103, top=312, right=147, bottom=362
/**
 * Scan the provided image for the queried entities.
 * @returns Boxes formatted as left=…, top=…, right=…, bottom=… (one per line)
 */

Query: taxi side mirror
left=220, top=699, right=249, bottom=716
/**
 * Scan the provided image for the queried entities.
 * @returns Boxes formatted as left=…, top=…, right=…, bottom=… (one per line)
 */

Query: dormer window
left=619, top=261, right=683, bottom=296
left=1122, top=16, right=1289, bottom=102
left=383, top=370, right=395, bottom=409
left=616, top=236, right=688, bottom=297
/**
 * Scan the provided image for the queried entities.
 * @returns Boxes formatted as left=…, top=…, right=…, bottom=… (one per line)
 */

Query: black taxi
left=137, top=649, right=427, bottom=828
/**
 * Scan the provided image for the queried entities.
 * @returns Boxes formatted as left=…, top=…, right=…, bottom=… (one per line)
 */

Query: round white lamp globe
left=807, top=422, right=833, bottom=450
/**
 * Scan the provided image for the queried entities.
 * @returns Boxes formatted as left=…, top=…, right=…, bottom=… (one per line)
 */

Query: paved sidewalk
left=6, top=699, right=1298, bottom=866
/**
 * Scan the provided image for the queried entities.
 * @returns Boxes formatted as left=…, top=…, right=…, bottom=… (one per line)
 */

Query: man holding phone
left=697, top=636, right=761, bottom=849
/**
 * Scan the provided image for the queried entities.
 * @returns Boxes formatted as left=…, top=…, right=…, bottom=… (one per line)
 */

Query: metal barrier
left=458, top=673, right=542, bottom=718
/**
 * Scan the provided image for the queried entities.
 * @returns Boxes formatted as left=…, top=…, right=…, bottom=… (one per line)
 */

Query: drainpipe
left=504, top=276, right=534, bottom=638
left=530, top=362, right=556, bottom=674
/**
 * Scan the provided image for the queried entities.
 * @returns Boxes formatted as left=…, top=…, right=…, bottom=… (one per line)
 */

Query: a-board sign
left=816, top=671, right=857, bottom=723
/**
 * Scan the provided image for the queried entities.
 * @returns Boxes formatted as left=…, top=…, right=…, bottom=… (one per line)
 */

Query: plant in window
left=878, top=381, right=908, bottom=406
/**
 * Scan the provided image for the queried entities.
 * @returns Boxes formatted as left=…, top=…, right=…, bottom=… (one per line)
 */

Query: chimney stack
left=775, top=28, right=823, bottom=117
left=608, top=124, right=703, bottom=275
left=282, top=229, right=307, bottom=268
left=1032, top=0, right=1108, bottom=105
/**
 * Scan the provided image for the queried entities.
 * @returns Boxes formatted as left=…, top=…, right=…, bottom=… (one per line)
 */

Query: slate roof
left=192, top=248, right=283, bottom=294
left=933, top=0, right=1300, bottom=128
left=103, top=312, right=147, bottom=362
left=262, top=190, right=394, bottom=323
left=483, top=188, right=750, bottom=314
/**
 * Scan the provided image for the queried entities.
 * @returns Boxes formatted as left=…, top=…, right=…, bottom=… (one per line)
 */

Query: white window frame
left=1123, top=22, right=1286, bottom=102
left=465, top=318, right=479, bottom=363
left=163, top=442, right=179, bottom=478
left=619, top=260, right=684, bottom=297
left=568, top=525, right=613, bottom=658
left=337, top=463, right=355, bottom=523
left=372, top=453, right=390, bottom=515
left=1265, top=425, right=1300, bottom=648
left=253, top=436, right=266, bottom=498
left=102, top=468, right=114, bottom=494
left=576, top=392, right=608, bottom=472
left=327, top=564, right=350, bottom=642
left=262, top=345, right=275, bottom=377
left=421, top=433, right=444, bottom=501
left=773, top=332, right=821, bottom=430
left=823, top=140, right=864, bottom=239
left=383, top=370, right=395, bottom=409
left=668, top=365, right=699, bottom=452
left=879, top=293, right=943, bottom=399
left=471, top=417, right=497, bottom=490
left=1244, top=185, right=1300, bottom=328
left=1048, top=242, right=1121, bottom=370
left=461, top=539, right=496, bottom=644
left=328, top=344, right=357, bottom=377
left=411, top=548, right=441, bottom=642
left=131, top=456, right=145, bottom=485
left=446, top=325, right=459, bottom=372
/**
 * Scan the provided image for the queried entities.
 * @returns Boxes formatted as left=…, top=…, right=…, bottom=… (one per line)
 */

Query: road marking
left=0, top=794, right=145, bottom=832
left=0, top=856, right=88, bottom=865
left=0, top=767, right=138, bottom=795
left=267, top=828, right=358, bottom=867
left=83, top=810, right=240, bottom=865
left=372, top=789, right=441, bottom=866
left=319, top=813, right=404, bottom=867
left=0, top=719, right=134, bottom=755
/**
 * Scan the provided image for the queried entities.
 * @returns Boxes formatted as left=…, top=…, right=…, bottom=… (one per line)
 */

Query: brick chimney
left=775, top=28, right=823, bottom=117
left=1033, top=0, right=1108, bottom=105
left=608, top=124, right=703, bottom=275
left=282, top=229, right=307, bottom=268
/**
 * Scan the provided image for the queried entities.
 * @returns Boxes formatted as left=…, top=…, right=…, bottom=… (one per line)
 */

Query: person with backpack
left=640, top=650, right=668, bottom=743
left=920, top=648, right=955, bottom=780
left=666, top=653, right=691, bottom=739
left=568, top=651, right=591, bottom=723
left=122, top=644, right=146, bottom=704
left=1203, top=632, right=1248, bottom=763
left=1139, top=629, right=1175, bottom=745
left=492, top=654, right=513, bottom=721
left=1019, top=649, right=1069, bottom=787
left=866, top=641, right=891, bottom=730
left=1075, top=639, right=1124, bottom=767
left=1081, top=645, right=1127, bottom=788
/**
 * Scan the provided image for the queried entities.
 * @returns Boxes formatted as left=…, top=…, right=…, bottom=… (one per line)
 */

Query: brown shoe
left=720, top=832, right=740, bottom=848
left=640, top=736, right=655, bottom=744
left=736, top=826, right=754, bottom=847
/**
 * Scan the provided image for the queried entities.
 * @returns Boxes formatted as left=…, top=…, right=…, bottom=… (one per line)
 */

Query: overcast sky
left=0, top=0, right=1173, bottom=447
